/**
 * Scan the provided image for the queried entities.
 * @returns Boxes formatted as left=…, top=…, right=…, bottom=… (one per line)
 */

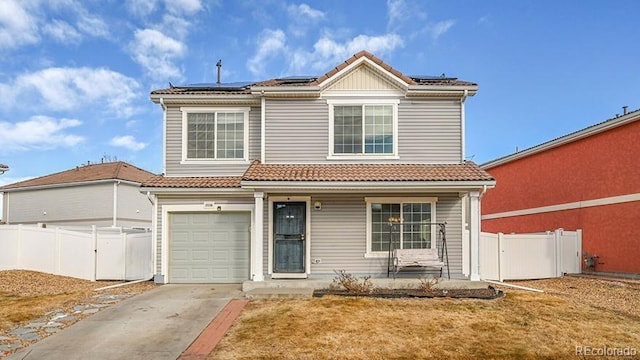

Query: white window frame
left=327, top=99, right=399, bottom=160
left=364, top=197, right=438, bottom=258
left=180, top=107, right=250, bottom=164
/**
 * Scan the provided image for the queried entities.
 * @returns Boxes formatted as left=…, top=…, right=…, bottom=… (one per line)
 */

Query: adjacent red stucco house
left=481, top=108, right=640, bottom=276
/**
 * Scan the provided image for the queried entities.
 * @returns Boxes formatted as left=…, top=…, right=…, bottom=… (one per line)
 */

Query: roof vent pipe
left=216, top=59, right=222, bottom=84
left=623, top=105, right=628, bottom=115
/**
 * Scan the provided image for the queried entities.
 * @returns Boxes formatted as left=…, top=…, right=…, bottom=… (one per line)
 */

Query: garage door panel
left=169, top=212, right=250, bottom=283
left=172, top=231, right=190, bottom=243
left=191, top=249, right=211, bottom=261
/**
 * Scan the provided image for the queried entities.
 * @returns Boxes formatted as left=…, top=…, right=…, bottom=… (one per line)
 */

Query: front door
left=273, top=202, right=306, bottom=273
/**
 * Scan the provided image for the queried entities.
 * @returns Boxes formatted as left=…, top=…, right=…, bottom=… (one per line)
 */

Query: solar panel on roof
left=274, top=76, right=317, bottom=84
left=180, top=81, right=254, bottom=89
left=410, top=74, right=459, bottom=82
left=409, top=75, right=442, bottom=80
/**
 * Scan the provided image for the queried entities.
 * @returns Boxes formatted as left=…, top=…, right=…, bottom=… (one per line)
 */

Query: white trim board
left=267, top=196, right=311, bottom=279
left=482, top=193, right=640, bottom=220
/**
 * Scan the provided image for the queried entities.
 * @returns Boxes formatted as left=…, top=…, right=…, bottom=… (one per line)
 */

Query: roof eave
left=250, top=86, right=321, bottom=97
left=482, top=110, right=640, bottom=169
left=150, top=93, right=259, bottom=104
left=240, top=180, right=496, bottom=191
left=1, top=179, right=141, bottom=192
left=140, top=186, right=248, bottom=194
left=406, top=86, right=478, bottom=97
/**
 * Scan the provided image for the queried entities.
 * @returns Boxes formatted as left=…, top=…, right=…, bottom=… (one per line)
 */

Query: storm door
left=273, top=202, right=306, bottom=273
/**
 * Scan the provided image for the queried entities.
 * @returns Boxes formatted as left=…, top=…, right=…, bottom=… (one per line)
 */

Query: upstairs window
left=181, top=107, right=249, bottom=162
left=328, top=100, right=398, bottom=158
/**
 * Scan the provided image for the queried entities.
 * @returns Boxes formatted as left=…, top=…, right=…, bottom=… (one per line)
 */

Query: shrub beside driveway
left=210, top=276, right=640, bottom=359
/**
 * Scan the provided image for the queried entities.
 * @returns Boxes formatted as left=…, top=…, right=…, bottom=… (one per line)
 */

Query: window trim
left=364, top=197, right=438, bottom=258
left=327, top=99, right=399, bottom=160
left=180, top=107, right=250, bottom=164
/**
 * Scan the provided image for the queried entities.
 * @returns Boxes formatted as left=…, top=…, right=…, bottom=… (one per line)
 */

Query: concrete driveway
left=7, top=284, right=242, bottom=360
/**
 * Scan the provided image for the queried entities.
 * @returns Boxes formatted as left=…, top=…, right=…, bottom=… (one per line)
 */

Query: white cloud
left=129, top=28, right=186, bottom=79
left=287, top=3, right=325, bottom=21
left=160, top=14, right=192, bottom=40
left=110, top=135, right=147, bottom=151
left=387, top=0, right=426, bottom=31
left=286, top=3, right=325, bottom=37
left=48, top=0, right=110, bottom=39
left=247, top=29, right=287, bottom=75
left=76, top=12, right=110, bottom=38
left=0, top=116, right=84, bottom=152
left=292, top=33, right=404, bottom=73
left=164, top=0, right=202, bottom=15
left=43, top=19, right=82, bottom=44
left=0, top=67, right=140, bottom=118
left=126, top=0, right=159, bottom=17
left=0, top=0, right=40, bottom=49
left=431, top=20, right=455, bottom=40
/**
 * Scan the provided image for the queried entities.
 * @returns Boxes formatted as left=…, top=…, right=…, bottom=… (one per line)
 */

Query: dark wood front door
left=273, top=202, right=306, bottom=273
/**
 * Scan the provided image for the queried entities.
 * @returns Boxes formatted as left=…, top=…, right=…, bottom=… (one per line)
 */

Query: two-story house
left=142, top=51, right=495, bottom=284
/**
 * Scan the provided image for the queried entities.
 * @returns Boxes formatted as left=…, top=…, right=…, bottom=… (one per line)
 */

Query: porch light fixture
left=314, top=201, right=322, bottom=210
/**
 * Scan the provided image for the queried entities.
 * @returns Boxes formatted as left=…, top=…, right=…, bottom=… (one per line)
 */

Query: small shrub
left=331, top=270, right=374, bottom=294
left=419, top=276, right=440, bottom=292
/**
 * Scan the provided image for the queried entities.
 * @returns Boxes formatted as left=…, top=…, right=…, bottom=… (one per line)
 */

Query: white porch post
left=469, top=191, right=481, bottom=281
left=252, top=192, right=264, bottom=281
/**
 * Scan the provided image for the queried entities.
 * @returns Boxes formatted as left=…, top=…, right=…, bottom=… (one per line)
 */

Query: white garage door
left=169, top=212, right=251, bottom=283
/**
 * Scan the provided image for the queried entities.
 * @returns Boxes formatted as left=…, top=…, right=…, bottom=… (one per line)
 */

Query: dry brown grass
left=0, top=270, right=157, bottom=330
left=210, top=286, right=640, bottom=359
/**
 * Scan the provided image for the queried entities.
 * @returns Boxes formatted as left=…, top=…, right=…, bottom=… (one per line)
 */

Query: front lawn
left=210, top=278, right=640, bottom=359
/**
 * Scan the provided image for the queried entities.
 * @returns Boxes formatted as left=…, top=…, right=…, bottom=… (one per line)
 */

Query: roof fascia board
left=317, top=56, right=409, bottom=91
left=240, top=180, right=496, bottom=190
left=482, top=111, right=640, bottom=169
left=140, top=187, right=249, bottom=194
left=406, top=88, right=478, bottom=98
left=150, top=94, right=259, bottom=104
left=2, top=179, right=140, bottom=193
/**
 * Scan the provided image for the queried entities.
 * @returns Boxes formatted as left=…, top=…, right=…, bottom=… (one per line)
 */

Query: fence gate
left=479, top=229, right=582, bottom=281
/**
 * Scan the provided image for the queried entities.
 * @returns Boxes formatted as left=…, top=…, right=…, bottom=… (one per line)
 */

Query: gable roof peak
left=311, top=51, right=415, bottom=87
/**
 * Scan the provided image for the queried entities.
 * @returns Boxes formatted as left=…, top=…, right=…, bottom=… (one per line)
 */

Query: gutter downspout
left=147, top=191, right=158, bottom=281
left=160, top=98, right=167, bottom=175
left=261, top=96, right=266, bottom=163
left=112, top=181, right=119, bottom=227
left=460, top=89, right=468, bottom=163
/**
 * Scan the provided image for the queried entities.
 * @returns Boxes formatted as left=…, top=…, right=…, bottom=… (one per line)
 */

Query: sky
left=1, top=0, right=639, bottom=192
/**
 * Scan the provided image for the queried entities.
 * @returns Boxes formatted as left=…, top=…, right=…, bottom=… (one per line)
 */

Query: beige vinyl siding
left=164, top=106, right=261, bottom=176
left=115, top=183, right=152, bottom=227
left=154, top=194, right=253, bottom=274
left=5, top=183, right=114, bottom=226
left=306, top=193, right=463, bottom=277
left=263, top=98, right=462, bottom=164
left=264, top=99, right=329, bottom=163
left=326, top=65, right=401, bottom=91
left=398, top=99, right=462, bottom=163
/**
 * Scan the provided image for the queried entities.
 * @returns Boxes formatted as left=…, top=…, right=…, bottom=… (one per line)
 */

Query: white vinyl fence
left=480, top=229, right=582, bottom=281
left=0, top=224, right=153, bottom=281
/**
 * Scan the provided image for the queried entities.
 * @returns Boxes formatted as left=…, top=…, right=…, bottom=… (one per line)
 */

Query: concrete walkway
left=7, top=284, right=242, bottom=360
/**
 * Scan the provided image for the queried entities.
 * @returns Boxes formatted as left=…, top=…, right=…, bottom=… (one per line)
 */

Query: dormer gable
left=317, top=52, right=412, bottom=94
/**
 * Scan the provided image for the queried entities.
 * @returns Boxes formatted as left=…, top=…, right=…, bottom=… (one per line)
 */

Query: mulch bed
left=313, top=286, right=503, bottom=299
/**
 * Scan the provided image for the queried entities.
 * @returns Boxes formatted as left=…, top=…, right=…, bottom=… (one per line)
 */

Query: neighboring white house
left=1, top=161, right=156, bottom=228
left=142, top=51, right=495, bottom=284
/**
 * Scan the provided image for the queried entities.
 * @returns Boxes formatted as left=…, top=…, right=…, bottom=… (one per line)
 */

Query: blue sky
left=1, top=0, right=639, bottom=190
